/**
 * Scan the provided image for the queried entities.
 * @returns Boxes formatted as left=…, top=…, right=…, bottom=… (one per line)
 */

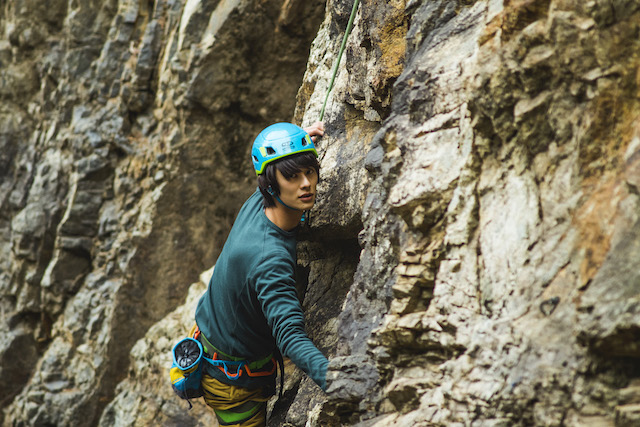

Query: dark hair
left=257, top=152, right=320, bottom=208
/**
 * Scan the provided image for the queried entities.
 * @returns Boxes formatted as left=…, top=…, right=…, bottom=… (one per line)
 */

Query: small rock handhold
left=325, top=355, right=379, bottom=402
left=540, top=296, right=560, bottom=316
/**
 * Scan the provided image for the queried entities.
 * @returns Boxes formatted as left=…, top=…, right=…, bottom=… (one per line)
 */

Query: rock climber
left=193, top=121, right=327, bottom=426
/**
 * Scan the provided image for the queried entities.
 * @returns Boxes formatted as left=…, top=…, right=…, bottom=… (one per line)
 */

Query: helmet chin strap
left=268, top=187, right=309, bottom=223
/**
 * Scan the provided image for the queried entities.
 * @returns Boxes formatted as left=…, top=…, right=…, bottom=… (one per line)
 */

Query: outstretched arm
left=256, top=255, right=329, bottom=390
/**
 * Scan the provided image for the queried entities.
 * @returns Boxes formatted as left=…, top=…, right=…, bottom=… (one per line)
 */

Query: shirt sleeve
left=253, top=252, right=328, bottom=390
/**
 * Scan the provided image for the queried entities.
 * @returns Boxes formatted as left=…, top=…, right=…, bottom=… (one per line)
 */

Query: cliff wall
left=1, top=0, right=640, bottom=426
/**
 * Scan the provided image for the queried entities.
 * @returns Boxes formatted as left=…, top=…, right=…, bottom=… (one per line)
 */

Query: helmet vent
left=252, top=155, right=259, bottom=162
left=301, top=137, right=308, bottom=146
left=266, top=147, right=276, bottom=155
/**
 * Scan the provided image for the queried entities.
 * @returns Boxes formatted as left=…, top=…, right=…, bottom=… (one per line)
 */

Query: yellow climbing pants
left=188, top=324, right=273, bottom=426
left=201, top=374, right=270, bottom=427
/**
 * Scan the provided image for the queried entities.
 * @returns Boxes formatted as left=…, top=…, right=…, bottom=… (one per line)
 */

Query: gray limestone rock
left=326, top=355, right=379, bottom=402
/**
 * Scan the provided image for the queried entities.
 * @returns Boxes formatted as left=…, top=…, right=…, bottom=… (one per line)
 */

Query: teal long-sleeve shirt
left=195, top=190, right=328, bottom=390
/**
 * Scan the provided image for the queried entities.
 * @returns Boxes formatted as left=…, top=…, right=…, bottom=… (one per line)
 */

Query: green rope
left=319, top=0, right=361, bottom=121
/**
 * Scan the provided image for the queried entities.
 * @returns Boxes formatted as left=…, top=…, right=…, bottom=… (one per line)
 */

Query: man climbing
left=193, top=121, right=327, bottom=426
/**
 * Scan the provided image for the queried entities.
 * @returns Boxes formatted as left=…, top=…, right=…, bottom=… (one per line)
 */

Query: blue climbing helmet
left=251, top=123, right=318, bottom=175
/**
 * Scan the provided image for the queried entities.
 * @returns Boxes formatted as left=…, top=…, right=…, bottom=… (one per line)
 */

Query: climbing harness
left=319, top=0, right=361, bottom=121
left=169, top=327, right=285, bottom=409
left=196, top=327, right=281, bottom=381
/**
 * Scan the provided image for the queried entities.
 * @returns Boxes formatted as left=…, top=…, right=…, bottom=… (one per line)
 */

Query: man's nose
left=300, top=174, right=311, bottom=187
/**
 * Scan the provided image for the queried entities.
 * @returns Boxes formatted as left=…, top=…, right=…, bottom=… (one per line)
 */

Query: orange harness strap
left=192, top=324, right=277, bottom=378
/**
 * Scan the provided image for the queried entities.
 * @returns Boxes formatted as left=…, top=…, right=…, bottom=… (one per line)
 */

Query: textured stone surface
left=3, top=0, right=640, bottom=425
left=98, top=268, right=216, bottom=427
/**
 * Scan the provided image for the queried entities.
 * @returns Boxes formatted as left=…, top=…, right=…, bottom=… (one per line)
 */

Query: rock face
left=2, top=0, right=640, bottom=426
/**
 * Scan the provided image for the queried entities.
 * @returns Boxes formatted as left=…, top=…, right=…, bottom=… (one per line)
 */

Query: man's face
left=274, top=167, right=318, bottom=211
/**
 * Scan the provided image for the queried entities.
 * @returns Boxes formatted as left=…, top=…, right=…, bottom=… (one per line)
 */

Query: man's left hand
left=304, top=121, right=325, bottom=142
